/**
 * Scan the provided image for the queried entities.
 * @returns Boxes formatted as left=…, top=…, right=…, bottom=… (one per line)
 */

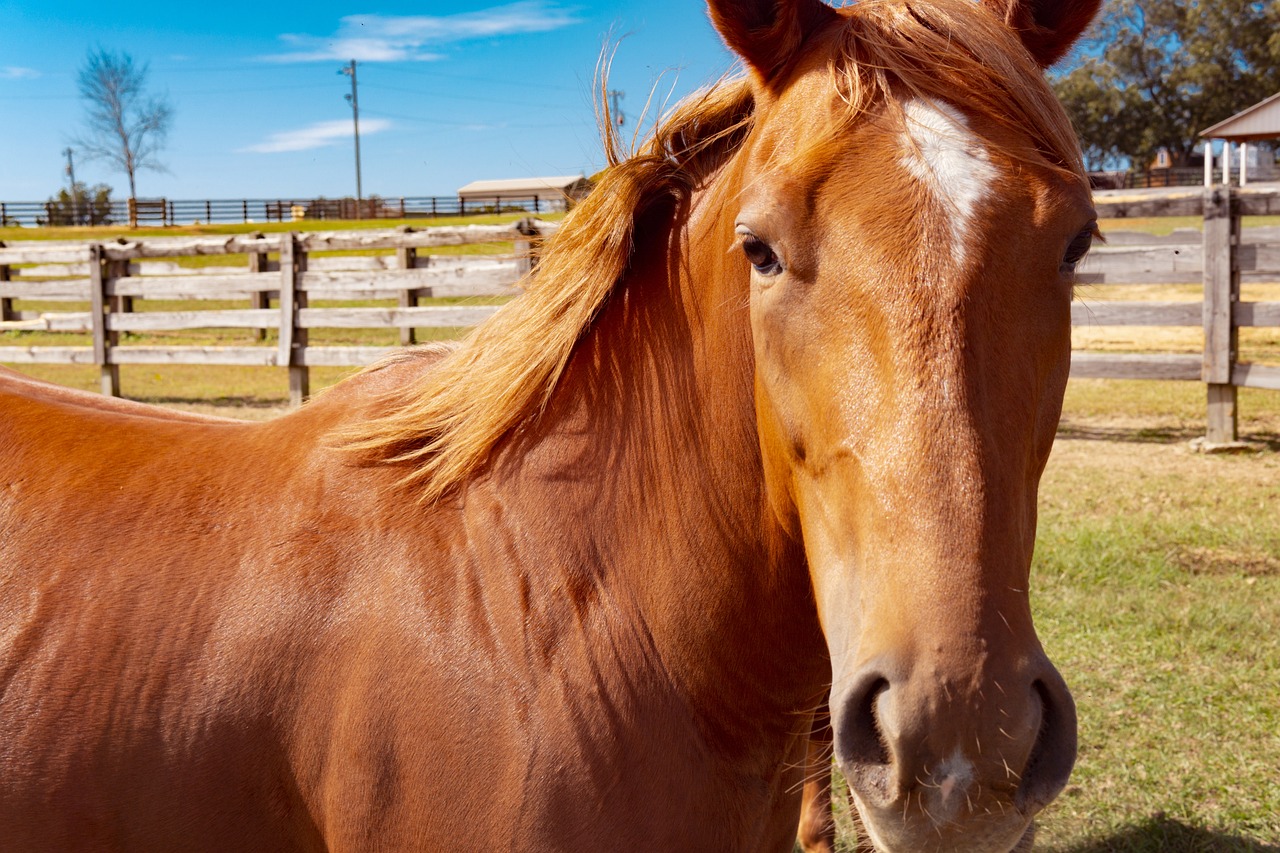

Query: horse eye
left=1061, top=225, right=1096, bottom=273
left=742, top=236, right=783, bottom=276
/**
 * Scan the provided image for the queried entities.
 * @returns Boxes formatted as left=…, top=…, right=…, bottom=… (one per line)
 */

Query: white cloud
left=1, top=66, right=40, bottom=79
left=239, top=118, right=392, bottom=153
left=263, top=1, right=580, bottom=63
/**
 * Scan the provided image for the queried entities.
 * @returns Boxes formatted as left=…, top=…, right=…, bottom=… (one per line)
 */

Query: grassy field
left=4, top=216, right=1280, bottom=851
left=1098, top=214, right=1280, bottom=236
left=0, top=211, right=557, bottom=243
left=1030, top=383, right=1280, bottom=852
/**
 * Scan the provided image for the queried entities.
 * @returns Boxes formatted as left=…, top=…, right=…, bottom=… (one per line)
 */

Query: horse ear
left=983, top=0, right=1102, bottom=67
left=708, top=0, right=840, bottom=84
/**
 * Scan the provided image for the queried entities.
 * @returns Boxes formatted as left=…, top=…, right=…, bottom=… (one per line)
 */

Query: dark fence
left=0, top=195, right=563, bottom=229
left=1088, top=168, right=1204, bottom=191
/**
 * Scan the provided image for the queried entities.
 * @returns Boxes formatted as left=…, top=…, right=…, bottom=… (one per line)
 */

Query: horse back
left=0, top=352, right=456, bottom=850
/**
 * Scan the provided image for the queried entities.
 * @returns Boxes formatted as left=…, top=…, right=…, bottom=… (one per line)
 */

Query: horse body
left=1, top=346, right=820, bottom=851
left=2, top=0, right=1101, bottom=849
left=1, top=196, right=823, bottom=851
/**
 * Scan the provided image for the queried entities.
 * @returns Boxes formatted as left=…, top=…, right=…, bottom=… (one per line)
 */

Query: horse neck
left=489, top=180, right=828, bottom=744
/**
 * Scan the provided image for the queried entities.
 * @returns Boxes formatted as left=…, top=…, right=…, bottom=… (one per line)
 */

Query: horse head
left=707, top=0, right=1100, bottom=848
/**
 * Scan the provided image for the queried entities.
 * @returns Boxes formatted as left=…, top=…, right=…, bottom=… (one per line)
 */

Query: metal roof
left=457, top=175, right=587, bottom=197
left=1200, top=91, right=1280, bottom=141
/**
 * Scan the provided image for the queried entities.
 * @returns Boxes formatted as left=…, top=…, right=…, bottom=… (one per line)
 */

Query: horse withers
left=0, top=0, right=1098, bottom=850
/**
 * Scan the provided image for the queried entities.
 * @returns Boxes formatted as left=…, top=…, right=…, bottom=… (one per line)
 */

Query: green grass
left=0, top=211, right=564, bottom=243
left=1098, top=214, right=1280, bottom=236
left=1029, top=436, right=1280, bottom=851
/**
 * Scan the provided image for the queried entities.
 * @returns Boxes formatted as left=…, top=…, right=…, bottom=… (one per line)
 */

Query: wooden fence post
left=279, top=234, right=309, bottom=405
left=89, top=243, right=120, bottom=397
left=1202, top=186, right=1240, bottom=443
left=515, top=239, right=532, bottom=279
left=514, top=219, right=541, bottom=278
left=247, top=232, right=269, bottom=341
left=0, top=241, right=13, bottom=322
left=109, top=256, right=133, bottom=316
left=396, top=242, right=418, bottom=346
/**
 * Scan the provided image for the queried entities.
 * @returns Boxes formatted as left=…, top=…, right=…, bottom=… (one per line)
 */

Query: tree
left=1052, top=0, right=1280, bottom=170
left=73, top=49, right=173, bottom=204
left=43, top=182, right=114, bottom=227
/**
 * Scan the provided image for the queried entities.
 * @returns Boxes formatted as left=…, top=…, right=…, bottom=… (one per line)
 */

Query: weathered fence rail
left=1071, top=186, right=1280, bottom=442
left=3, top=188, right=1279, bottom=441
left=0, top=221, right=557, bottom=405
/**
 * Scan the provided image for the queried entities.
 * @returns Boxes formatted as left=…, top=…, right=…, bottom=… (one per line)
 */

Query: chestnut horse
left=0, top=0, right=1099, bottom=849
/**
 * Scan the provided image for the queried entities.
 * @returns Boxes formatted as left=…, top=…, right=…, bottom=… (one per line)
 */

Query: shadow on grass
left=1055, top=421, right=1280, bottom=451
left=1054, top=816, right=1280, bottom=853
left=1056, top=422, right=1202, bottom=444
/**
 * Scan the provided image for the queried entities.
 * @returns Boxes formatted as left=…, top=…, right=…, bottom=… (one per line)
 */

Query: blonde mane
left=341, top=0, right=1084, bottom=502
left=340, top=79, right=756, bottom=501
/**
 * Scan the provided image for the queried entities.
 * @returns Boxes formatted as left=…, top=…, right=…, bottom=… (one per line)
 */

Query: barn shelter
left=1201, top=91, right=1280, bottom=186
left=457, top=175, right=593, bottom=212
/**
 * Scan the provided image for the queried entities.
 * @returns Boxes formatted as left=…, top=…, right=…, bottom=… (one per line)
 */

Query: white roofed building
left=1200, top=92, right=1280, bottom=185
left=457, top=175, right=593, bottom=213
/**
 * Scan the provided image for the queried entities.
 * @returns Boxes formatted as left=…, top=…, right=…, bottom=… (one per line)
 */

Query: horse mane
left=340, top=0, right=1084, bottom=503
left=339, top=77, right=756, bottom=501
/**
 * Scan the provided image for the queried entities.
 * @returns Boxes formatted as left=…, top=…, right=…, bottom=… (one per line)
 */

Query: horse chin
left=849, top=790, right=1035, bottom=853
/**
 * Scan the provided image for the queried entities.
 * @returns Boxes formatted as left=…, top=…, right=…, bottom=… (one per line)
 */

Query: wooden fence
left=2, top=187, right=1279, bottom=442
left=0, top=221, right=556, bottom=405
left=1077, top=186, right=1280, bottom=443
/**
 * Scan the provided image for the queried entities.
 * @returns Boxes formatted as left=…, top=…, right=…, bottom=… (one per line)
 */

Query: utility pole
left=339, top=59, right=363, bottom=218
left=63, top=147, right=79, bottom=225
left=607, top=89, right=625, bottom=127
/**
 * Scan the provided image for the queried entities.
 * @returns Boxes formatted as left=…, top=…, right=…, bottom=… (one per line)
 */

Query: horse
left=0, top=0, right=1100, bottom=849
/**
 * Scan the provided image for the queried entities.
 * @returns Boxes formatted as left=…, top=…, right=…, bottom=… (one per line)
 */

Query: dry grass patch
left=1170, top=545, right=1280, bottom=578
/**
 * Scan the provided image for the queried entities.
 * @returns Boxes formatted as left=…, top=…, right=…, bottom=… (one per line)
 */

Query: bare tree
left=74, top=49, right=173, bottom=205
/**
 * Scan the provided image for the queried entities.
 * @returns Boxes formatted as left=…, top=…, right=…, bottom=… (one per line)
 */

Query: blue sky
left=0, top=0, right=739, bottom=202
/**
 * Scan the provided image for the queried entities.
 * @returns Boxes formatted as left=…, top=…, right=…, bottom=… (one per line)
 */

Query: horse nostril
left=833, top=674, right=893, bottom=805
left=1016, top=674, right=1078, bottom=813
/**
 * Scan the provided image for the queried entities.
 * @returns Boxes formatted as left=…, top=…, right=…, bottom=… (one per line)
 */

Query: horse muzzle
left=831, top=651, right=1077, bottom=852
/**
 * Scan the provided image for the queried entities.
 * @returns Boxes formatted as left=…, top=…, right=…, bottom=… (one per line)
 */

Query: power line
left=0, top=82, right=349, bottom=100
left=361, top=106, right=594, bottom=130
left=370, top=64, right=583, bottom=93
left=359, top=79, right=573, bottom=111
left=169, top=83, right=336, bottom=96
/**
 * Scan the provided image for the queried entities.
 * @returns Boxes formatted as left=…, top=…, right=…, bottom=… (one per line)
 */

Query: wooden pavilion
left=1200, top=92, right=1280, bottom=186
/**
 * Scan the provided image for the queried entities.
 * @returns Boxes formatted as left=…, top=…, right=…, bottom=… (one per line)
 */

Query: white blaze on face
left=900, top=99, right=999, bottom=265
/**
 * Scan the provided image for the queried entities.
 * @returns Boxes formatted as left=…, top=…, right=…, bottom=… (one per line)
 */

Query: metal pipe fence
left=0, top=195, right=561, bottom=229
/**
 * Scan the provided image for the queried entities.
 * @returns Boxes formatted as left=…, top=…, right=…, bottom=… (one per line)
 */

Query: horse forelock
left=339, top=0, right=1084, bottom=503
left=827, top=0, right=1085, bottom=183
